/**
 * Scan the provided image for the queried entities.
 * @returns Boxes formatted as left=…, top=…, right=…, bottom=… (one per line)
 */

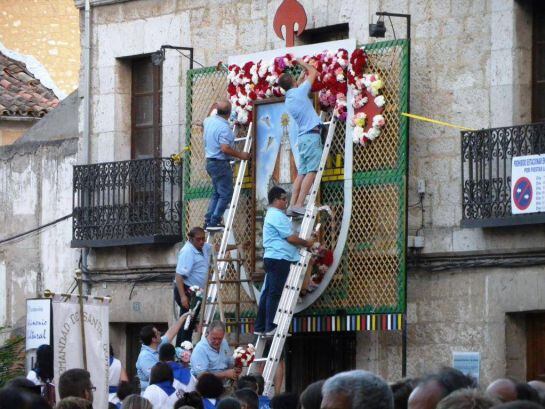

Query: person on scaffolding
left=204, top=99, right=250, bottom=231
left=278, top=58, right=322, bottom=217
left=254, top=186, right=315, bottom=337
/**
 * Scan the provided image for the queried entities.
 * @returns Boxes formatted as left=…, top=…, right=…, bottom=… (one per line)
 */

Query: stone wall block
left=251, top=0, right=268, bottom=19
left=414, top=19, right=440, bottom=39
left=490, top=10, right=514, bottom=52
left=92, top=94, right=115, bottom=134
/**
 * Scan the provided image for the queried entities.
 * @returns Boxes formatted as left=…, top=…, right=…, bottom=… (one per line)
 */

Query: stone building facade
left=1, top=0, right=544, bottom=390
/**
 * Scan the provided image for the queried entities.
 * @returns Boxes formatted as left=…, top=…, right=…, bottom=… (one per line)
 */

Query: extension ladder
left=201, top=124, right=253, bottom=337
left=249, top=114, right=338, bottom=397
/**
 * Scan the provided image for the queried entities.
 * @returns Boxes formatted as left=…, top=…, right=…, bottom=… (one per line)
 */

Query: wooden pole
left=75, top=269, right=88, bottom=370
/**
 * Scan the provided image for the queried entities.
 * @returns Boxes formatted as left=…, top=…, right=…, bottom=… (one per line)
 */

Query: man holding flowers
left=175, top=226, right=212, bottom=345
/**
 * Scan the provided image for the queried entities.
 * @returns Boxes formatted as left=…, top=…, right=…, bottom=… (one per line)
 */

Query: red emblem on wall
left=273, top=0, right=308, bottom=47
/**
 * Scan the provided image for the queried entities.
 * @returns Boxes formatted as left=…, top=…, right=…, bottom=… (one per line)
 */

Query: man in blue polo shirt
left=136, top=312, right=191, bottom=390
left=278, top=59, right=322, bottom=216
left=204, top=99, right=250, bottom=231
left=191, top=320, right=239, bottom=380
left=174, top=226, right=212, bottom=345
left=254, top=186, right=315, bottom=336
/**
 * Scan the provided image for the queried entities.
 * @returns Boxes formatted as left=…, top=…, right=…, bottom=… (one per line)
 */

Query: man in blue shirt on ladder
left=203, top=99, right=250, bottom=231
left=278, top=59, right=323, bottom=216
left=254, top=186, right=315, bottom=336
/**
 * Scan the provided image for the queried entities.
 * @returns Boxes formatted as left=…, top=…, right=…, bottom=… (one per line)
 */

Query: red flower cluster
left=227, top=54, right=296, bottom=124
left=347, top=48, right=368, bottom=85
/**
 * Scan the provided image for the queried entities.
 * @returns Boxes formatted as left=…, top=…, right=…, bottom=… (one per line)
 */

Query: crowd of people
left=5, top=348, right=545, bottom=409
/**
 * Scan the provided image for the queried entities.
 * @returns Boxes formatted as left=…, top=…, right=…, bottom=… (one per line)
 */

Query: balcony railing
left=72, top=158, right=183, bottom=247
left=461, top=122, right=545, bottom=228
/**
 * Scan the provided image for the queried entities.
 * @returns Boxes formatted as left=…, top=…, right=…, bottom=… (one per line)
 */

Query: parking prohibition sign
left=513, top=177, right=532, bottom=211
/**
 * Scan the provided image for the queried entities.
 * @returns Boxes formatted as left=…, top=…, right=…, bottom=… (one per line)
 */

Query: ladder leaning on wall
left=201, top=124, right=254, bottom=337
left=249, top=113, right=338, bottom=397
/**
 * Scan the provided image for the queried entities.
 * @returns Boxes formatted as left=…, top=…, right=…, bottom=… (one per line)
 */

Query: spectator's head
left=55, top=397, right=93, bottom=409
left=58, top=368, right=94, bottom=402
left=197, top=372, right=225, bottom=399
left=492, top=401, right=544, bottom=409
left=140, top=325, right=161, bottom=347
left=486, top=380, right=519, bottom=403
left=216, top=99, right=232, bottom=119
left=35, top=344, right=54, bottom=381
left=278, top=73, right=295, bottom=92
left=0, top=387, right=29, bottom=409
left=6, top=376, right=42, bottom=395
left=110, top=344, right=115, bottom=358
left=117, top=381, right=135, bottom=401
left=235, top=388, right=259, bottom=409
left=175, top=391, right=205, bottom=409
left=150, top=362, right=174, bottom=385
left=218, top=398, right=243, bottom=409
left=437, top=389, right=498, bottom=409
left=271, top=392, right=299, bottom=409
left=409, top=368, right=476, bottom=409
left=391, top=378, right=419, bottom=409
left=237, top=375, right=258, bottom=392
left=300, top=380, right=325, bottom=409
left=527, top=381, right=545, bottom=406
left=268, top=186, right=288, bottom=207
left=188, top=227, right=206, bottom=252
left=322, top=370, right=393, bottom=409
left=159, top=343, right=177, bottom=362
left=254, top=375, right=265, bottom=395
left=121, top=394, right=153, bottom=409
left=514, top=383, right=541, bottom=404
left=206, top=321, right=226, bottom=351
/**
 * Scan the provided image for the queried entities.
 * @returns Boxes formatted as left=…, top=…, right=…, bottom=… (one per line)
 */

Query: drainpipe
left=81, top=0, right=92, bottom=293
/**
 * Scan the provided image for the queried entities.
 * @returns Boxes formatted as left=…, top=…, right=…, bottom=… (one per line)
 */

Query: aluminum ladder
left=249, top=114, right=337, bottom=396
left=201, top=124, right=253, bottom=337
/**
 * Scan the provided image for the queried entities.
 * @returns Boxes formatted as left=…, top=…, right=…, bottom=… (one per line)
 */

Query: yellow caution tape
left=401, top=112, right=476, bottom=131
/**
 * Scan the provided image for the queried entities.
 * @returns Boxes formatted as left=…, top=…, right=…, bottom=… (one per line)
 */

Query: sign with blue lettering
left=453, top=351, right=480, bottom=384
left=26, top=298, right=52, bottom=350
left=511, top=154, right=545, bottom=214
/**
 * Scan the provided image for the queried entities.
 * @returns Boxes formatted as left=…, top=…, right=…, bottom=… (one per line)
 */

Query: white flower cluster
left=352, top=114, right=386, bottom=145
left=233, top=344, right=256, bottom=367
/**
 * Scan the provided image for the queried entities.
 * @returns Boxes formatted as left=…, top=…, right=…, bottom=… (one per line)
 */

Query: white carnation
left=367, top=127, right=381, bottom=140
left=353, top=127, right=364, bottom=144
left=374, top=95, right=385, bottom=107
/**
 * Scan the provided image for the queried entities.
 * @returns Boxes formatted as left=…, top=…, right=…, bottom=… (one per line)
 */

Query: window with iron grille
left=131, top=57, right=162, bottom=159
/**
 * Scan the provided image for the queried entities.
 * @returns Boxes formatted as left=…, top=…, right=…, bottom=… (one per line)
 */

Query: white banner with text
left=52, top=295, right=109, bottom=409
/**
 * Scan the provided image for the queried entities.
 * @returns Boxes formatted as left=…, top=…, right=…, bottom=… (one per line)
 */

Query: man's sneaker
left=291, top=206, right=306, bottom=215
left=264, top=328, right=277, bottom=337
left=206, top=223, right=225, bottom=232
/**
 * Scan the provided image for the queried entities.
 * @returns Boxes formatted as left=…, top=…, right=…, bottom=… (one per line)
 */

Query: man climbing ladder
left=204, top=99, right=250, bottom=231
left=253, top=186, right=315, bottom=337
left=278, top=58, right=322, bottom=216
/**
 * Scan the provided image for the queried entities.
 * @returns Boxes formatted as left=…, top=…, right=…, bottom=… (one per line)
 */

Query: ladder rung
left=234, top=137, right=249, bottom=142
left=216, top=258, right=247, bottom=262
left=206, top=301, right=257, bottom=305
left=323, top=121, right=332, bottom=125
left=253, top=358, right=267, bottom=363
left=208, top=279, right=254, bottom=284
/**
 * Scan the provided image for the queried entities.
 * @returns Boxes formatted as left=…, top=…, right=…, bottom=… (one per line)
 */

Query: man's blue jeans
left=205, top=159, right=233, bottom=226
left=254, top=258, right=292, bottom=332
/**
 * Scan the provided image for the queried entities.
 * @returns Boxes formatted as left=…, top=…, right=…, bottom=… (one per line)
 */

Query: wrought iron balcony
left=461, top=122, right=545, bottom=228
left=72, top=158, right=183, bottom=247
